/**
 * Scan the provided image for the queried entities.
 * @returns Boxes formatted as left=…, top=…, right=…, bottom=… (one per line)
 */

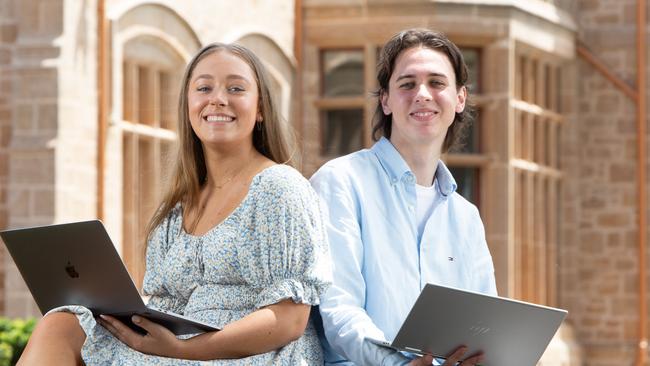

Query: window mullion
left=363, top=44, right=376, bottom=148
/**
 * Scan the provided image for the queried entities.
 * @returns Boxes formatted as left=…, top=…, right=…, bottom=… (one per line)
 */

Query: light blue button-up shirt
left=310, top=137, right=497, bottom=366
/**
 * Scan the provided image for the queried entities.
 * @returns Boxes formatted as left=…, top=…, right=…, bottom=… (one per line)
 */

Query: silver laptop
left=367, top=283, right=567, bottom=366
left=0, top=220, right=219, bottom=335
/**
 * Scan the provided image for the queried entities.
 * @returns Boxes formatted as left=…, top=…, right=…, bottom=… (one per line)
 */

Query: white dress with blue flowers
left=50, top=165, right=332, bottom=365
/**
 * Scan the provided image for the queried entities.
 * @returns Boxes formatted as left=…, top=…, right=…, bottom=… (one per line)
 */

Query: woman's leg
left=18, top=312, right=85, bottom=366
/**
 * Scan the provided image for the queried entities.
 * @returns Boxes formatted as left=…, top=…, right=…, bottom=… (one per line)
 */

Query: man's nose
left=415, top=84, right=432, bottom=102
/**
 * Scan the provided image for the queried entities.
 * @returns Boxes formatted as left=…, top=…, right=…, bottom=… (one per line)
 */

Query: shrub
left=0, top=317, right=36, bottom=366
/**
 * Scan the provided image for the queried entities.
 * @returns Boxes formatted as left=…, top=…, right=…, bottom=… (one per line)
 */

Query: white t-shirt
left=415, top=179, right=438, bottom=243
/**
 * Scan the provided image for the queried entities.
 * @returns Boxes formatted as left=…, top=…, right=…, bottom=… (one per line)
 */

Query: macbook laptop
left=0, top=220, right=219, bottom=335
left=367, top=283, right=567, bottom=366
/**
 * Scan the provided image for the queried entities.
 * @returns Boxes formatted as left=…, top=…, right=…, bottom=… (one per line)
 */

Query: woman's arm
left=99, top=298, right=310, bottom=360
left=102, top=170, right=330, bottom=360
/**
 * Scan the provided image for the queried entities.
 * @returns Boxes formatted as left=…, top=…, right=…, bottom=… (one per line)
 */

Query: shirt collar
left=434, top=159, right=458, bottom=197
left=371, top=137, right=458, bottom=197
left=371, top=137, right=411, bottom=185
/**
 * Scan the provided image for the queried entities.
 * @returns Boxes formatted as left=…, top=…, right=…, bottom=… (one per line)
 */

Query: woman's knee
left=18, top=312, right=85, bottom=366
left=32, top=312, right=85, bottom=342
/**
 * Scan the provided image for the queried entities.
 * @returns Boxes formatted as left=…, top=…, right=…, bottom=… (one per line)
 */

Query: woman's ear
left=380, top=90, right=392, bottom=115
left=256, top=112, right=263, bottom=122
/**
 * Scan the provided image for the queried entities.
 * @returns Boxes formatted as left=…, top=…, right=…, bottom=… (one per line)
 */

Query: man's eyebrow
left=395, top=72, right=448, bottom=82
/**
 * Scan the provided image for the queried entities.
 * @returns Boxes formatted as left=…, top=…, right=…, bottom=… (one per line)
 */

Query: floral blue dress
left=50, top=165, right=332, bottom=365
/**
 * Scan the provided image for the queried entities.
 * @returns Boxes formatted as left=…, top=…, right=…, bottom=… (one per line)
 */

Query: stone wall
left=2, top=0, right=68, bottom=317
left=560, top=0, right=650, bottom=364
left=0, top=0, right=297, bottom=318
left=0, top=0, right=17, bottom=314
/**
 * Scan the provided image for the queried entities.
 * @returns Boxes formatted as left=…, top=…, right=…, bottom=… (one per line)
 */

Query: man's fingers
left=461, top=353, right=484, bottom=366
left=443, top=346, right=468, bottom=365
left=409, top=354, right=434, bottom=366
left=419, top=355, right=434, bottom=365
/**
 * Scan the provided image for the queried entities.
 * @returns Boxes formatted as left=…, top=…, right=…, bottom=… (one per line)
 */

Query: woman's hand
left=408, top=346, right=484, bottom=366
left=98, top=314, right=184, bottom=358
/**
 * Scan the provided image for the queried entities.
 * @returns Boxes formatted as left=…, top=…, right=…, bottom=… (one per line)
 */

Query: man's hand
left=409, top=354, right=434, bottom=365
left=408, top=346, right=484, bottom=366
left=98, top=314, right=184, bottom=358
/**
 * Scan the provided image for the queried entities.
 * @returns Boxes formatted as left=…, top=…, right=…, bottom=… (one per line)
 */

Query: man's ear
left=455, top=86, right=467, bottom=113
left=380, top=90, right=392, bottom=115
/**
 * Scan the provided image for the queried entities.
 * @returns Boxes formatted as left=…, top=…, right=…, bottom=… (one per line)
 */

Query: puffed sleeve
left=237, top=167, right=332, bottom=309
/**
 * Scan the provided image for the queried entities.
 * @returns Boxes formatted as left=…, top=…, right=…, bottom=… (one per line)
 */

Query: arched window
left=106, top=4, right=200, bottom=288
left=119, top=36, right=184, bottom=287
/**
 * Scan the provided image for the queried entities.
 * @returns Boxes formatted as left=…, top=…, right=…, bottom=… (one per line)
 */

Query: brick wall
left=2, top=0, right=65, bottom=317
left=561, top=0, right=650, bottom=364
left=0, top=0, right=17, bottom=315
left=1, top=0, right=297, bottom=318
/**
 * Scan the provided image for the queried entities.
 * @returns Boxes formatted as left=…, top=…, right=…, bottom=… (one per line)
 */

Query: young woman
left=311, top=29, right=497, bottom=366
left=19, top=43, right=331, bottom=365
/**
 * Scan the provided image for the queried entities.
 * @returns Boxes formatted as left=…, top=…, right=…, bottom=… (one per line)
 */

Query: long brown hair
left=372, top=28, right=474, bottom=153
left=144, top=42, right=296, bottom=243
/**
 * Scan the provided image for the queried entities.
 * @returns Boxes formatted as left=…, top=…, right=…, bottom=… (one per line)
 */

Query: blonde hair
left=144, top=42, right=296, bottom=243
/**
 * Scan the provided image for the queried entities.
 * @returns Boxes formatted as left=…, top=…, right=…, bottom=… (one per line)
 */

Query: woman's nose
left=209, top=90, right=227, bottom=106
left=415, top=84, right=432, bottom=102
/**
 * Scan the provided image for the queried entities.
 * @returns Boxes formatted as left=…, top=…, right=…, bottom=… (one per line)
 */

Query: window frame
left=120, top=57, right=181, bottom=289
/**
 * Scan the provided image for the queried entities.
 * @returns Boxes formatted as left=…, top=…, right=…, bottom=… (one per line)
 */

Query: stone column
left=481, top=37, right=514, bottom=297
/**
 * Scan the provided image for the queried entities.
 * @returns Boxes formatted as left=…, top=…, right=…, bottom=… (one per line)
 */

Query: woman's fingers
left=98, top=314, right=182, bottom=357
left=98, top=315, right=143, bottom=348
left=130, top=315, right=161, bottom=337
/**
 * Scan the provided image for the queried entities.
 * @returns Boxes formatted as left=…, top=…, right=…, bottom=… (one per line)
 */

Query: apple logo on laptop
left=65, top=261, right=79, bottom=279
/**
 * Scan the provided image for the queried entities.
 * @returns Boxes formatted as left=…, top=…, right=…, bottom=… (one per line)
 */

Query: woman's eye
left=228, top=86, right=245, bottom=93
left=196, top=86, right=211, bottom=93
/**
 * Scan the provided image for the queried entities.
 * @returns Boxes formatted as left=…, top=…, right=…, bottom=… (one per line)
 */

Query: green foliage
left=0, top=317, right=36, bottom=366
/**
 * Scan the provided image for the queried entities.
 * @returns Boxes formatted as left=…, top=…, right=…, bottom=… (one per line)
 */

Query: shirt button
left=392, top=178, right=398, bottom=183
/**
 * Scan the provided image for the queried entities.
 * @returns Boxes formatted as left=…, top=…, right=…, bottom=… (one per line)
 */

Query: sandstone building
left=0, top=1, right=648, bottom=365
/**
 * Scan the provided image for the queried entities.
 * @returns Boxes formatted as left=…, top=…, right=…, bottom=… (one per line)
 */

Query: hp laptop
left=0, top=220, right=219, bottom=335
left=368, top=283, right=567, bottom=366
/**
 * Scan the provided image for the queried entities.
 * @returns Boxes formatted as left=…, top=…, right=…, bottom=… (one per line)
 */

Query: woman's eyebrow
left=191, top=74, right=250, bottom=84
left=226, top=74, right=251, bottom=84
left=192, top=74, right=213, bottom=83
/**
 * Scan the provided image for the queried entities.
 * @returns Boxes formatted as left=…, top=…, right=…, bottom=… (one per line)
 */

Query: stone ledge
left=539, top=322, right=584, bottom=366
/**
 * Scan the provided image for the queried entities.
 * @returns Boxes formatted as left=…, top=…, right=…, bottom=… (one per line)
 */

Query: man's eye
left=399, top=82, right=415, bottom=89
